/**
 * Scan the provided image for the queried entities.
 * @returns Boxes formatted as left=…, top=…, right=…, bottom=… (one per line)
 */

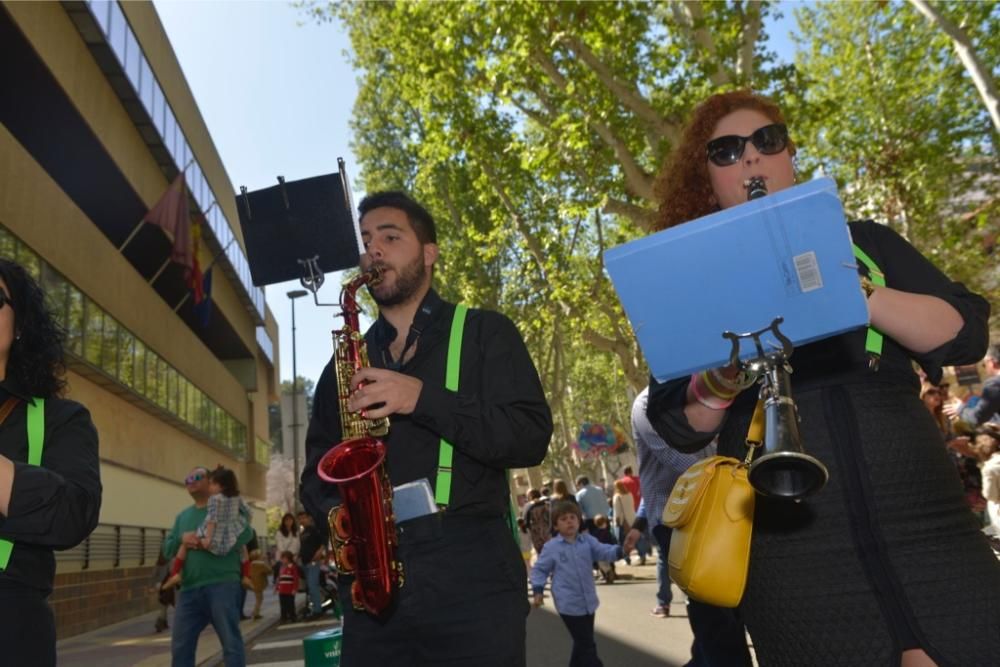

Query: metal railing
left=55, top=523, right=272, bottom=571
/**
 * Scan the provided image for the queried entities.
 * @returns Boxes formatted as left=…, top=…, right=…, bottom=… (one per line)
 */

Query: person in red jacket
left=617, top=466, right=642, bottom=511
left=275, top=551, right=300, bottom=624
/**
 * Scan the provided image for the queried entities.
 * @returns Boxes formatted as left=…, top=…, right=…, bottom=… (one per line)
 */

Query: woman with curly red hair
left=643, top=90, right=999, bottom=665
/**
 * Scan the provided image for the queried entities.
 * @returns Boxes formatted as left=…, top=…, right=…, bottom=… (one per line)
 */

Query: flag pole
left=148, top=257, right=172, bottom=286
left=120, top=159, right=197, bottom=254
left=117, top=220, right=146, bottom=252
left=171, top=236, right=237, bottom=313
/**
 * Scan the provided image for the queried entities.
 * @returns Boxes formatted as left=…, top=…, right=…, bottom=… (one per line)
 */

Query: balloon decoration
left=572, top=422, right=628, bottom=458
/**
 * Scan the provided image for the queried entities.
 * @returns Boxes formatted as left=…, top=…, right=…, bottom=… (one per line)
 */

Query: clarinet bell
left=747, top=368, right=829, bottom=500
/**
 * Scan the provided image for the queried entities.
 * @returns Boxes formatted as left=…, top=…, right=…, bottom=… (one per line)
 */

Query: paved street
left=57, top=553, right=745, bottom=666
left=239, top=556, right=710, bottom=667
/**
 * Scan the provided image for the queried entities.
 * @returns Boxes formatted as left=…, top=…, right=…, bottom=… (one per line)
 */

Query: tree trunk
left=908, top=0, right=1000, bottom=137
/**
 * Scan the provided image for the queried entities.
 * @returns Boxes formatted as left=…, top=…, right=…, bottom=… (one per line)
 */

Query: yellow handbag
left=662, top=455, right=755, bottom=608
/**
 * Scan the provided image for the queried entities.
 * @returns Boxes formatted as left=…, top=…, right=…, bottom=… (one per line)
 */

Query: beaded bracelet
left=708, top=366, right=757, bottom=393
left=689, top=372, right=734, bottom=410
left=701, top=369, right=738, bottom=400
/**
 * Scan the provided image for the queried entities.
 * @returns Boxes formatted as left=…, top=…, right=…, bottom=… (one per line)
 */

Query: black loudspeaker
left=235, top=160, right=362, bottom=287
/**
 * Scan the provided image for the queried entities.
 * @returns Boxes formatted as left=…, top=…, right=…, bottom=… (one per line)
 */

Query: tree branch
left=671, top=1, right=729, bottom=87
left=908, top=0, right=1000, bottom=137
left=736, top=1, right=762, bottom=84
left=603, top=196, right=658, bottom=231
left=477, top=160, right=549, bottom=280
left=532, top=49, right=657, bottom=202
left=560, top=34, right=681, bottom=145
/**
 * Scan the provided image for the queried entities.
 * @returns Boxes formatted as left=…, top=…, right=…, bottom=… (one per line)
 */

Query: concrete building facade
left=0, top=1, right=279, bottom=637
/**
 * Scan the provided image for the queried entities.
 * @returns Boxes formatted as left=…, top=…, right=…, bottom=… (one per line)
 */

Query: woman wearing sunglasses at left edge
left=643, top=90, right=998, bottom=665
left=0, top=258, right=101, bottom=665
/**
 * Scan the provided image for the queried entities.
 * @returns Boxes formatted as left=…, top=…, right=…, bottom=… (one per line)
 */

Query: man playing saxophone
left=301, top=191, right=552, bottom=667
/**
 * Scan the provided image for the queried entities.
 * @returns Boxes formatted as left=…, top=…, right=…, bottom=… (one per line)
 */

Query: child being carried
left=163, top=465, right=253, bottom=590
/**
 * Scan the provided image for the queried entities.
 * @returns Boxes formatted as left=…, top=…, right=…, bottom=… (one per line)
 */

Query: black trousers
left=560, top=613, right=603, bottom=667
left=338, top=514, right=528, bottom=667
left=0, top=586, right=56, bottom=667
left=279, top=593, right=296, bottom=621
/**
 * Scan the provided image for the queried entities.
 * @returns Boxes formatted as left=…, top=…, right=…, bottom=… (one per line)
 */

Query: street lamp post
left=287, top=289, right=309, bottom=511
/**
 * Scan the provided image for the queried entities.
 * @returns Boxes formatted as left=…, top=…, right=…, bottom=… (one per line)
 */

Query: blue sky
left=153, top=0, right=802, bottom=388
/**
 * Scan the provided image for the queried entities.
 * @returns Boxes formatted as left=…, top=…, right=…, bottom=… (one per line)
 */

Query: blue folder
left=604, top=177, right=869, bottom=382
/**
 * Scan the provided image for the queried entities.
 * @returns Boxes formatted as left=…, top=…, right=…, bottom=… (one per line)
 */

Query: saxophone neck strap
left=435, top=304, right=469, bottom=507
left=0, top=398, right=45, bottom=571
left=852, top=243, right=885, bottom=366
left=384, top=302, right=435, bottom=371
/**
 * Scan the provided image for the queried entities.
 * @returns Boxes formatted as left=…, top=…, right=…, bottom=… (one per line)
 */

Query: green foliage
left=302, top=0, right=1000, bottom=475
left=789, top=0, right=999, bottom=312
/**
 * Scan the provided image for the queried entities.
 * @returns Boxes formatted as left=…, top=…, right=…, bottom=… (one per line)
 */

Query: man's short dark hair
left=624, top=466, right=634, bottom=475
left=358, top=190, right=437, bottom=244
left=576, top=476, right=589, bottom=488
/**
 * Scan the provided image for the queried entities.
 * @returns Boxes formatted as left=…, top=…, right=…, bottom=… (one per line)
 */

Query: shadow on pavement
left=527, top=604, right=687, bottom=667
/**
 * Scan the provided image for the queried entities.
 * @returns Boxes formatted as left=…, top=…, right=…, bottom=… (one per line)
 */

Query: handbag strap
left=743, top=398, right=765, bottom=464
left=0, top=397, right=20, bottom=426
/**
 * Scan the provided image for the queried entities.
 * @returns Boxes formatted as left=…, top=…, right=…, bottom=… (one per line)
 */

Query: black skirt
left=719, top=382, right=1000, bottom=666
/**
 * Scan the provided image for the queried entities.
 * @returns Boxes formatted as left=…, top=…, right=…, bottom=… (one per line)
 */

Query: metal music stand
left=235, top=158, right=363, bottom=302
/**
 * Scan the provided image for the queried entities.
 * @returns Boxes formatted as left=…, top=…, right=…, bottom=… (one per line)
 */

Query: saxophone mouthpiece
left=367, top=265, right=384, bottom=286
left=745, top=177, right=768, bottom=201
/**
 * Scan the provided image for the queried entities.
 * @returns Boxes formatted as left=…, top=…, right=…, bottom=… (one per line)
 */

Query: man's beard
left=369, top=254, right=428, bottom=307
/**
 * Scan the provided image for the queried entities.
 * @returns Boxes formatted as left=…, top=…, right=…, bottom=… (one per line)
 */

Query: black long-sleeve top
left=0, top=379, right=101, bottom=595
left=648, top=220, right=991, bottom=452
left=301, top=289, right=552, bottom=535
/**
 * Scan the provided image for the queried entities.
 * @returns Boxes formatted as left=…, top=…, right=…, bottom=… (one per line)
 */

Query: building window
left=124, top=26, right=141, bottom=92
left=139, top=55, right=154, bottom=112
left=88, top=0, right=111, bottom=37
left=84, top=300, right=103, bottom=367
left=255, top=437, right=270, bottom=465
left=151, top=80, right=165, bottom=137
left=117, top=329, right=135, bottom=387
left=133, top=338, right=146, bottom=396
left=100, top=314, right=121, bottom=378
left=163, top=104, right=177, bottom=157
left=66, top=287, right=85, bottom=357
left=107, top=1, right=127, bottom=67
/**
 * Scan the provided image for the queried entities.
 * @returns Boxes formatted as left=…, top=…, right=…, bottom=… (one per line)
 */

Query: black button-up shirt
left=301, top=290, right=552, bottom=532
left=0, top=379, right=101, bottom=595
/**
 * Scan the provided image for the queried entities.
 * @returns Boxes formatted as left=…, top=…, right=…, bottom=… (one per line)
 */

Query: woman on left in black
left=0, top=258, right=101, bottom=665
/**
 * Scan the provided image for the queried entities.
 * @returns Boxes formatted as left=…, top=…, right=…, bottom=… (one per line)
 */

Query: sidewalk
left=57, top=588, right=284, bottom=667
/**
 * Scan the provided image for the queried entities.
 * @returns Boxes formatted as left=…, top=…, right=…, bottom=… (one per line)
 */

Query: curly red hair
left=653, top=90, right=796, bottom=231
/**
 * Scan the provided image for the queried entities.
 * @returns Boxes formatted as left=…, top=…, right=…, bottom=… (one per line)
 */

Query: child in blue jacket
left=531, top=500, right=623, bottom=667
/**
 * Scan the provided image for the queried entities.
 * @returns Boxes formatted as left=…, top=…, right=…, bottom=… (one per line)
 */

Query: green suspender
left=435, top=305, right=469, bottom=507
left=0, top=399, right=45, bottom=571
left=432, top=306, right=520, bottom=542
left=852, top=244, right=886, bottom=365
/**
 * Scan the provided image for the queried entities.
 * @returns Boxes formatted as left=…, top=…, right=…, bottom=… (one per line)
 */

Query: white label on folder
left=793, top=251, right=823, bottom=292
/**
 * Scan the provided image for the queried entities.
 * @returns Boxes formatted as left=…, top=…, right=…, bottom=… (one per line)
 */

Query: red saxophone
left=316, top=267, right=402, bottom=616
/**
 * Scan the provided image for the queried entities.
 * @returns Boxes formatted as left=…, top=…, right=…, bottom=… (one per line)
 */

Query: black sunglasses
left=707, top=123, right=789, bottom=167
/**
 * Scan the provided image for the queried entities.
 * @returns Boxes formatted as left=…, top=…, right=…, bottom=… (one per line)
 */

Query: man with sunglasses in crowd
left=163, top=466, right=253, bottom=667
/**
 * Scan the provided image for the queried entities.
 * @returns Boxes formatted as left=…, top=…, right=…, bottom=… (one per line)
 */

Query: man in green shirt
left=163, top=466, right=252, bottom=667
